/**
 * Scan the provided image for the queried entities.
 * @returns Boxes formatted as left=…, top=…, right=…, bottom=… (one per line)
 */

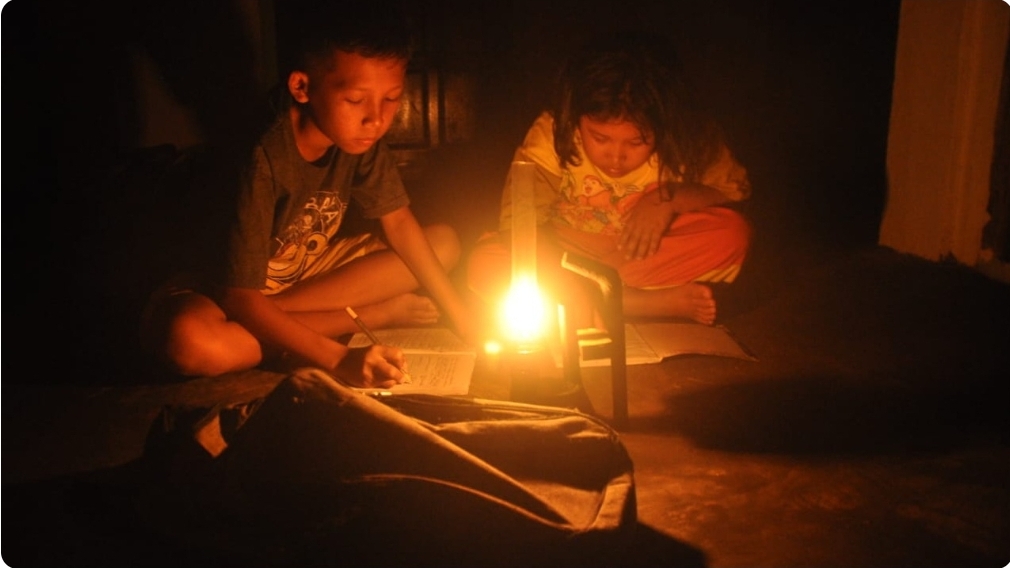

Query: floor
left=7, top=2, right=1005, bottom=565
left=3, top=239, right=1009, bottom=567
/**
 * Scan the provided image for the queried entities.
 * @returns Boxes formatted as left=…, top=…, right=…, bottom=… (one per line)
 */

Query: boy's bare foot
left=362, top=293, right=441, bottom=328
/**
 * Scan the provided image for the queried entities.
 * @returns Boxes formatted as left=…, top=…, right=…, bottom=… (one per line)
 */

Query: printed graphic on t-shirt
left=267, top=191, right=346, bottom=285
left=552, top=173, right=646, bottom=235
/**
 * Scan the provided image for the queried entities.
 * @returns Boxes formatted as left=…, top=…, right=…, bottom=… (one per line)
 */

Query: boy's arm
left=218, top=287, right=406, bottom=387
left=379, top=206, right=475, bottom=342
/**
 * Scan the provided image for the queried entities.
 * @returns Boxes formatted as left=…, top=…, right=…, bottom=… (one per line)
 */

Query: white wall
left=881, top=0, right=1009, bottom=281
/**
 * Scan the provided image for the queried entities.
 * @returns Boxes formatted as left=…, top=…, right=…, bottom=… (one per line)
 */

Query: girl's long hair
left=552, top=31, right=722, bottom=186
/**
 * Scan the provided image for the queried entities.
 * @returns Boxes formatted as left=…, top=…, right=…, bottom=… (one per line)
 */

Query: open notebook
left=347, top=327, right=476, bottom=395
left=555, top=322, right=757, bottom=368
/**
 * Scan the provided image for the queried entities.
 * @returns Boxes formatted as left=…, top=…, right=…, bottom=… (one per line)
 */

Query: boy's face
left=290, top=50, right=406, bottom=156
left=577, top=116, right=655, bottom=179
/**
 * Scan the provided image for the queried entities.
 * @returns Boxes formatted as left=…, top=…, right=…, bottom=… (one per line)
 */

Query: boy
left=141, top=9, right=472, bottom=388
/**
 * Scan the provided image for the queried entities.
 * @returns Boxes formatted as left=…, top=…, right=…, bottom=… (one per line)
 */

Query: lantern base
left=507, top=348, right=593, bottom=413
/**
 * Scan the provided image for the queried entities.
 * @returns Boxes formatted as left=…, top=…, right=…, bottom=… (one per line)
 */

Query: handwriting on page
left=347, top=327, right=477, bottom=395
left=402, top=353, right=472, bottom=388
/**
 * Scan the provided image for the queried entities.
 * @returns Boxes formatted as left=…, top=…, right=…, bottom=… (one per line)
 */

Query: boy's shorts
left=263, top=232, right=387, bottom=295
left=141, top=233, right=387, bottom=330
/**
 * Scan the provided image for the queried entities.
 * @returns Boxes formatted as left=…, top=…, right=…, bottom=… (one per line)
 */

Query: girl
left=466, top=31, right=751, bottom=326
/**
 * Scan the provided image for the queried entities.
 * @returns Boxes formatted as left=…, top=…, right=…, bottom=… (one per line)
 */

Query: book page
left=348, top=327, right=477, bottom=395
left=635, top=323, right=757, bottom=361
left=551, top=322, right=756, bottom=368
left=356, top=352, right=476, bottom=396
left=347, top=327, right=472, bottom=353
left=551, top=324, right=662, bottom=368
left=576, top=324, right=663, bottom=367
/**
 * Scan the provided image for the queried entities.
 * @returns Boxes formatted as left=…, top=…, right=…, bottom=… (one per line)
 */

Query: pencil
left=344, top=306, right=412, bottom=383
left=345, top=306, right=380, bottom=345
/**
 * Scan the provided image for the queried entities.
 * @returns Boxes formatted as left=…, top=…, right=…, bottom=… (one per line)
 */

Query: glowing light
left=483, top=339, right=503, bottom=355
left=500, top=275, right=548, bottom=347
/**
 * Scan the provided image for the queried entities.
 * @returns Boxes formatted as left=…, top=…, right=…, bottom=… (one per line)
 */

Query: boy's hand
left=335, top=345, right=409, bottom=388
left=619, top=190, right=677, bottom=260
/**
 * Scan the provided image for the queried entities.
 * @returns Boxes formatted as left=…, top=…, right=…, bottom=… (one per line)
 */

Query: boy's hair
left=552, top=31, right=722, bottom=186
left=283, top=1, right=415, bottom=78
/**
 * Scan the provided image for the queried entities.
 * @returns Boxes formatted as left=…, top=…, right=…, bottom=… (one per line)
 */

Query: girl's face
left=290, top=50, right=406, bottom=158
left=577, top=116, right=655, bottom=179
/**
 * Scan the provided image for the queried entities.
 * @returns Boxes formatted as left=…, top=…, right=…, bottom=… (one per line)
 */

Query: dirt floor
left=7, top=1, right=1007, bottom=565
left=3, top=240, right=1009, bottom=568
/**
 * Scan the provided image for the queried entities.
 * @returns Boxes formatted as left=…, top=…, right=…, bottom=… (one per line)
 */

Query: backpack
left=135, top=367, right=637, bottom=567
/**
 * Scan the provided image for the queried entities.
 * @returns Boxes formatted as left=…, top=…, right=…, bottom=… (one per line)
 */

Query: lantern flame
left=499, top=274, right=548, bottom=349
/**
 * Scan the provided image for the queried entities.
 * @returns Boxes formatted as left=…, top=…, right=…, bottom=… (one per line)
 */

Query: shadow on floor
left=641, top=245, right=1010, bottom=457
left=636, top=374, right=1008, bottom=455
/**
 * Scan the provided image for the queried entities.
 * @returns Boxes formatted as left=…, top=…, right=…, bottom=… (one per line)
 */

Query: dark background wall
left=1, top=0, right=901, bottom=379
left=271, top=0, right=903, bottom=259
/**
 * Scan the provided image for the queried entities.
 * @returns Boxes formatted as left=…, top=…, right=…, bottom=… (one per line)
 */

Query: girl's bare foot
left=625, top=282, right=717, bottom=325
left=360, top=293, right=441, bottom=329
left=670, top=283, right=717, bottom=325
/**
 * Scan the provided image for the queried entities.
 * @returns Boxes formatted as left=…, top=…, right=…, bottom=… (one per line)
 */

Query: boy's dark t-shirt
left=222, top=110, right=410, bottom=290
